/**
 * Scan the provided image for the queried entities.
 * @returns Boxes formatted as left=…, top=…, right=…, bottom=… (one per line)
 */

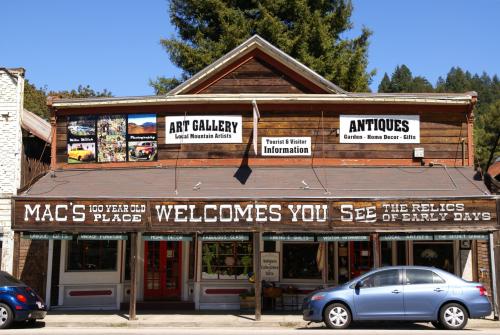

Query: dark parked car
left=303, top=266, right=491, bottom=330
left=0, top=271, right=46, bottom=329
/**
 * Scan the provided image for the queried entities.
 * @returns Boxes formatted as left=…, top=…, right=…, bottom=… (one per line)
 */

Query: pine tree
left=389, top=65, right=413, bottom=93
left=152, top=0, right=375, bottom=93
left=378, top=73, right=391, bottom=93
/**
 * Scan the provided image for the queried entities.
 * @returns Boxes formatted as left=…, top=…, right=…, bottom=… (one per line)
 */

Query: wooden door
left=144, top=241, right=182, bottom=299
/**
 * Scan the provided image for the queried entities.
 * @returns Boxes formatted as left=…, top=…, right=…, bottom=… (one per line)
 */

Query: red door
left=144, top=241, right=182, bottom=300
left=349, top=241, right=372, bottom=278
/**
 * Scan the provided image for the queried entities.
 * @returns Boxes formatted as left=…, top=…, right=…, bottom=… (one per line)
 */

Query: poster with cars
left=127, top=114, right=157, bottom=161
left=67, top=116, right=96, bottom=163
left=97, top=115, right=127, bottom=162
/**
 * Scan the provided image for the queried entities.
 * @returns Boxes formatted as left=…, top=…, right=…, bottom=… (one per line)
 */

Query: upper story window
left=67, top=114, right=157, bottom=164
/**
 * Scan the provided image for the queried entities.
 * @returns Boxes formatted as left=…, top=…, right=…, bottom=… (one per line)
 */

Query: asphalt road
left=2, top=324, right=500, bottom=335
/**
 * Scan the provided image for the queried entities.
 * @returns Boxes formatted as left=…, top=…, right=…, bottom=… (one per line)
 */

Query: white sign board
left=340, top=115, right=420, bottom=143
left=261, top=137, right=311, bottom=156
left=261, top=252, right=280, bottom=282
left=165, top=115, right=242, bottom=144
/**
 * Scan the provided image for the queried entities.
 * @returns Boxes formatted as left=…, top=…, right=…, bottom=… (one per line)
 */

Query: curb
left=43, top=321, right=307, bottom=328
left=41, top=320, right=499, bottom=329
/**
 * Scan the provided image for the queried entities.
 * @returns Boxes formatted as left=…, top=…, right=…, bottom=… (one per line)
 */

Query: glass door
left=144, top=241, right=182, bottom=299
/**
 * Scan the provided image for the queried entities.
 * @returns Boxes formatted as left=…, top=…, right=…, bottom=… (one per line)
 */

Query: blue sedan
left=303, top=266, right=491, bottom=330
left=0, top=271, right=46, bottom=329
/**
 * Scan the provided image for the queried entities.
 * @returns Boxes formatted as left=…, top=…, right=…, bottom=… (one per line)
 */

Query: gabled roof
left=21, top=109, right=51, bottom=143
left=167, top=35, right=347, bottom=95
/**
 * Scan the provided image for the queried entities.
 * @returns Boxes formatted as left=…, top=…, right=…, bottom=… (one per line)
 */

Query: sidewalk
left=41, top=311, right=499, bottom=328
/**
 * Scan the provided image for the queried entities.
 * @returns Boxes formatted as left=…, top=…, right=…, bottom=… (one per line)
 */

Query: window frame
left=65, top=239, right=119, bottom=272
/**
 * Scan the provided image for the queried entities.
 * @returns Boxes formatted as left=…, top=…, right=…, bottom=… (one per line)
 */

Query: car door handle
left=391, top=290, right=401, bottom=294
left=434, top=288, right=444, bottom=292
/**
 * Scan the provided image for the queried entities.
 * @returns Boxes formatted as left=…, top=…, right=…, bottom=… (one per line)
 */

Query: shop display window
left=413, top=242, right=454, bottom=273
left=66, top=240, right=118, bottom=271
left=201, top=242, right=253, bottom=280
left=282, top=243, right=321, bottom=280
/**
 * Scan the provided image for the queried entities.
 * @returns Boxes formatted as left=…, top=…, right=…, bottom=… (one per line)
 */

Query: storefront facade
left=10, top=35, right=500, bottom=317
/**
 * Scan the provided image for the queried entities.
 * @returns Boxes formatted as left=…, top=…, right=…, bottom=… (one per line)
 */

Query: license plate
left=36, top=301, right=43, bottom=309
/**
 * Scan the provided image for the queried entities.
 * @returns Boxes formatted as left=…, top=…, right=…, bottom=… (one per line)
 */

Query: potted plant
left=239, top=288, right=255, bottom=310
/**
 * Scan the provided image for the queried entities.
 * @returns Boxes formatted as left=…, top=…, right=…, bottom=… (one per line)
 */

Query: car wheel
left=323, top=303, right=351, bottom=329
left=0, top=303, right=13, bottom=329
left=431, top=321, right=444, bottom=329
left=439, top=303, right=468, bottom=330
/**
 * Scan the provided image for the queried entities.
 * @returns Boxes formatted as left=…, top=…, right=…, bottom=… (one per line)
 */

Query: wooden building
left=11, top=36, right=499, bottom=319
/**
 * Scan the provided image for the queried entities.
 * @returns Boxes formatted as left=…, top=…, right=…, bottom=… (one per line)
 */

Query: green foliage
left=153, top=0, right=374, bottom=94
left=23, top=81, right=112, bottom=120
left=24, top=80, right=50, bottom=120
left=378, top=65, right=433, bottom=93
left=475, top=101, right=500, bottom=168
left=378, top=65, right=500, bottom=169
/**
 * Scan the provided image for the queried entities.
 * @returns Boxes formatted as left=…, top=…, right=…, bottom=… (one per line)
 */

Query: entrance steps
left=120, top=300, right=195, bottom=311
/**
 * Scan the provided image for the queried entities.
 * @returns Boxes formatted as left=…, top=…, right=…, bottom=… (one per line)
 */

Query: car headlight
left=311, top=292, right=327, bottom=301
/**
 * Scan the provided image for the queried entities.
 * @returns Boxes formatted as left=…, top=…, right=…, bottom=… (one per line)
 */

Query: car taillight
left=477, top=286, right=487, bottom=296
left=16, top=294, right=27, bottom=303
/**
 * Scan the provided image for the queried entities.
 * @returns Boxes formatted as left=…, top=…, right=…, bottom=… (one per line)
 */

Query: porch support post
left=372, top=233, right=380, bottom=268
left=45, top=239, right=54, bottom=309
left=322, top=242, right=328, bottom=287
left=490, top=231, right=499, bottom=320
left=12, top=231, right=20, bottom=278
left=253, top=232, right=261, bottom=321
left=129, top=232, right=138, bottom=321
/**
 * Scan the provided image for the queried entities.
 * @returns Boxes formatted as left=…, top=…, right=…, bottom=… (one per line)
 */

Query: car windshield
left=0, top=272, right=25, bottom=286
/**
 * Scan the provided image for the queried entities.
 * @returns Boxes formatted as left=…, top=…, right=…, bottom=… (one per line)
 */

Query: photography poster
left=67, top=116, right=97, bottom=163
left=97, top=115, right=127, bottom=162
left=127, top=114, right=158, bottom=161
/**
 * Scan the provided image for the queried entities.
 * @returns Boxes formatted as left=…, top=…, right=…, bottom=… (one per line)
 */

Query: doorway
left=144, top=241, right=182, bottom=300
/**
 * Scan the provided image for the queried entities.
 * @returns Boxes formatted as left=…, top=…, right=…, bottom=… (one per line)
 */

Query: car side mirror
left=355, top=281, right=362, bottom=289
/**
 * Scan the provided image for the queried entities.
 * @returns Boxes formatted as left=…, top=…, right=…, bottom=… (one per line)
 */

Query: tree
left=23, top=82, right=112, bottom=120
left=24, top=80, right=50, bottom=119
left=389, top=65, right=413, bottom=93
left=152, top=0, right=375, bottom=93
left=475, top=100, right=500, bottom=169
left=378, top=73, right=391, bottom=93
left=377, top=65, right=433, bottom=93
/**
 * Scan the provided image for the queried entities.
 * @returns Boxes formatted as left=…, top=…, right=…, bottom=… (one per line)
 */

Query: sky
left=1, top=0, right=499, bottom=96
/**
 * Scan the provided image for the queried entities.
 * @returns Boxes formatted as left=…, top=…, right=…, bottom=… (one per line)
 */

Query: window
left=413, top=242, right=454, bottom=273
left=66, top=240, right=118, bottom=271
left=201, top=241, right=253, bottom=280
left=124, top=238, right=131, bottom=280
left=405, top=269, right=446, bottom=285
left=360, top=269, right=400, bottom=288
left=282, top=243, right=321, bottom=280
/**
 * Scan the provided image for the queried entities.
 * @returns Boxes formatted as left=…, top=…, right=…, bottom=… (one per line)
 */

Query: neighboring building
left=0, top=68, right=50, bottom=274
left=9, top=36, right=500, bottom=318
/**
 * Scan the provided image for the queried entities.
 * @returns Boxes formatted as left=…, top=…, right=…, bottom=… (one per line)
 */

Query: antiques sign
left=15, top=199, right=497, bottom=230
left=261, top=137, right=311, bottom=156
left=165, top=115, right=242, bottom=144
left=340, top=115, right=420, bottom=143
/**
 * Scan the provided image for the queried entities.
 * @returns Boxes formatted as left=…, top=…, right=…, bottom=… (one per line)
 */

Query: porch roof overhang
left=17, top=166, right=492, bottom=200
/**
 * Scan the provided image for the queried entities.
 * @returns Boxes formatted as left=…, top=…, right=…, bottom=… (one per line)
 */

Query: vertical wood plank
left=322, top=242, right=328, bottom=287
left=129, top=232, right=138, bottom=321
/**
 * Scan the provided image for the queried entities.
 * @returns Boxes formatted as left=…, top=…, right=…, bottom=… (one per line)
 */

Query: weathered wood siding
left=197, top=58, right=312, bottom=94
left=54, top=103, right=470, bottom=168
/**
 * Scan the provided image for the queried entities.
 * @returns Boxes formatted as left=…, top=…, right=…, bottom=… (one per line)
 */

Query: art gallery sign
left=340, top=115, right=420, bottom=143
left=165, top=115, right=242, bottom=144
left=14, top=199, right=497, bottom=231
